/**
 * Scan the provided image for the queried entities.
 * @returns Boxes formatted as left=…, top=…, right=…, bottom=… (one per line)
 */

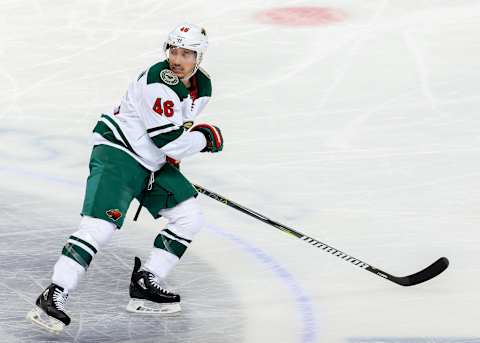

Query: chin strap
left=181, top=63, right=199, bottom=83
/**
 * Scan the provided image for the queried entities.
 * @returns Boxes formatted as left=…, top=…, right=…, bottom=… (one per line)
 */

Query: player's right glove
left=190, top=123, right=224, bottom=153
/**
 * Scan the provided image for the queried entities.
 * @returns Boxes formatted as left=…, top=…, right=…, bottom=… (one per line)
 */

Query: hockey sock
left=153, top=229, right=192, bottom=258
left=144, top=246, right=180, bottom=279
left=52, top=216, right=115, bottom=290
left=145, top=197, right=204, bottom=279
left=61, top=234, right=98, bottom=269
left=143, top=230, right=192, bottom=279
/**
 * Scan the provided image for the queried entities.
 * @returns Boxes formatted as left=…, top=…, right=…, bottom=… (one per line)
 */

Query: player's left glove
left=190, top=123, right=224, bottom=153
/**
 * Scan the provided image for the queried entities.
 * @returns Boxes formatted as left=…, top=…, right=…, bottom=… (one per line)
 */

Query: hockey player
left=26, top=23, right=223, bottom=334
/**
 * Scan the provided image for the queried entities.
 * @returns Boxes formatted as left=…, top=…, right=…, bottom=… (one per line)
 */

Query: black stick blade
left=391, top=257, right=449, bottom=286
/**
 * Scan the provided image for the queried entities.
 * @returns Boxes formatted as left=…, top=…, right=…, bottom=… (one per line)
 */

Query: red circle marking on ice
left=257, top=7, right=346, bottom=26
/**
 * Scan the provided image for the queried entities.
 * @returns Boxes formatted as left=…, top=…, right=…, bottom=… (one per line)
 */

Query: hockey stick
left=193, top=183, right=449, bottom=286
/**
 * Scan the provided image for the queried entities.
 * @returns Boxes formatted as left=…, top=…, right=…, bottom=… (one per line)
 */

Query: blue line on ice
left=207, top=224, right=317, bottom=343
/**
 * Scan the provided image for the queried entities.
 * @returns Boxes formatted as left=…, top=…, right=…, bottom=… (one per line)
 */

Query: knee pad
left=72, top=216, right=116, bottom=250
left=151, top=198, right=204, bottom=261
left=159, top=197, right=204, bottom=241
left=61, top=216, right=116, bottom=270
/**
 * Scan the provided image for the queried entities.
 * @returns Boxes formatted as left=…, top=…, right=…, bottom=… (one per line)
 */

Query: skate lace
left=147, top=274, right=174, bottom=295
left=53, top=289, right=68, bottom=312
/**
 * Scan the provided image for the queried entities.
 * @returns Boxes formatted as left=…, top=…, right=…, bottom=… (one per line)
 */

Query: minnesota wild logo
left=160, top=69, right=179, bottom=86
left=106, top=209, right=122, bottom=221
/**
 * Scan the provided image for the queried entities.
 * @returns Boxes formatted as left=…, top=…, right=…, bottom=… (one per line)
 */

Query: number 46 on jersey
left=153, top=98, right=174, bottom=117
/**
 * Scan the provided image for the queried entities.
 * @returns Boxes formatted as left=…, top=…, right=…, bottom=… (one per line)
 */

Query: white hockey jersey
left=92, top=60, right=212, bottom=171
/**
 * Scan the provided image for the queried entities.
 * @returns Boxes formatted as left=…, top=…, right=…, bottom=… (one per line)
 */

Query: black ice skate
left=126, top=256, right=181, bottom=314
left=26, top=283, right=70, bottom=334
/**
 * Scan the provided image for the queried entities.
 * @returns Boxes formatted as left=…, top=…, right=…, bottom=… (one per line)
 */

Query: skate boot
left=26, top=283, right=70, bottom=334
left=126, top=256, right=181, bottom=314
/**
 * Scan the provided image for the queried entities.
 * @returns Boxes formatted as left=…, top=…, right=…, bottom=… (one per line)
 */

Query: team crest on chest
left=160, top=69, right=179, bottom=86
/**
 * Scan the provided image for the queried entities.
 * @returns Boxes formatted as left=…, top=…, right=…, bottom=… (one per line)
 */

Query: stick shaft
left=193, top=185, right=372, bottom=268
left=194, top=183, right=449, bottom=286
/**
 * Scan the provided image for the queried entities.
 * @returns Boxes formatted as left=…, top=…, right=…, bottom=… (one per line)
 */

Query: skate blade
left=126, top=299, right=181, bottom=315
left=26, top=307, right=65, bottom=334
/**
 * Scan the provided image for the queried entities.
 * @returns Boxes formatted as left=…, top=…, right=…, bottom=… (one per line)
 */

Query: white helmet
left=163, top=23, right=208, bottom=76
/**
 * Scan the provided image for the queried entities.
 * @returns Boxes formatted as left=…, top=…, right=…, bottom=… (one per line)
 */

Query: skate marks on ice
left=0, top=191, right=244, bottom=343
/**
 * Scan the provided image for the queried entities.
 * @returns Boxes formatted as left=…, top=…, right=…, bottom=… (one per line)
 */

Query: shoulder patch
left=147, top=60, right=188, bottom=100
left=160, top=69, right=179, bottom=86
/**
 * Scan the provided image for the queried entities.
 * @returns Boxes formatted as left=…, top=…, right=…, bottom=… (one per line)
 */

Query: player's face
left=168, top=47, right=197, bottom=79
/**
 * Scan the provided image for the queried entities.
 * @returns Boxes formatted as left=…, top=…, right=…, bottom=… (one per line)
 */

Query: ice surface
left=1, top=1, right=479, bottom=342
left=0, top=192, right=244, bottom=343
